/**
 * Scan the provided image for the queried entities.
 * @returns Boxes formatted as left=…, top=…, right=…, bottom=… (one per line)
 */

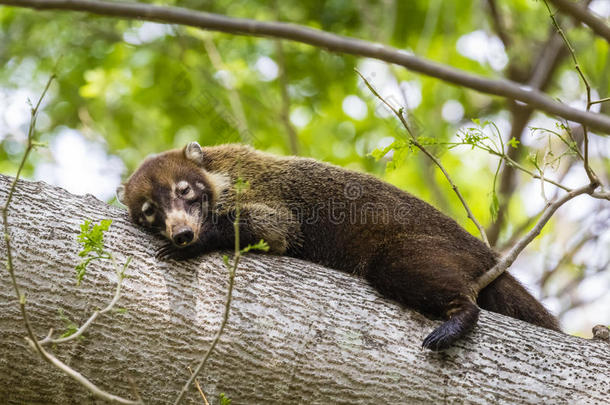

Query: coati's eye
left=177, top=181, right=190, bottom=196
left=142, top=201, right=155, bottom=217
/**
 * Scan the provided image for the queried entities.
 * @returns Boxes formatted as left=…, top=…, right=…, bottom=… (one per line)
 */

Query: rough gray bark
left=0, top=173, right=608, bottom=404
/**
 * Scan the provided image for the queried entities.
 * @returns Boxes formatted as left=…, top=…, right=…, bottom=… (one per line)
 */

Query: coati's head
left=117, top=142, right=215, bottom=248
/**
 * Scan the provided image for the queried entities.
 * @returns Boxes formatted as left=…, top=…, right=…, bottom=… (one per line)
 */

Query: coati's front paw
left=155, top=242, right=179, bottom=261
left=155, top=242, right=202, bottom=261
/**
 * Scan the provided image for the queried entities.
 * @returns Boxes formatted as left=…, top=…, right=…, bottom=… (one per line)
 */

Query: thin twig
left=356, top=70, right=491, bottom=247
left=475, top=183, right=597, bottom=292
left=486, top=0, right=511, bottom=51
left=445, top=132, right=610, bottom=201
left=1, top=75, right=141, bottom=404
left=497, top=168, right=572, bottom=251
left=486, top=25, right=570, bottom=246
left=188, top=366, right=210, bottom=405
left=173, top=185, right=244, bottom=405
left=548, top=0, right=610, bottom=44
left=3, top=0, right=610, bottom=133
left=590, top=97, right=610, bottom=106
left=543, top=0, right=600, bottom=186
left=201, top=35, right=251, bottom=142
left=1, top=75, right=55, bottom=361
left=39, top=257, right=130, bottom=345
left=275, top=39, right=300, bottom=155
left=24, top=338, right=140, bottom=405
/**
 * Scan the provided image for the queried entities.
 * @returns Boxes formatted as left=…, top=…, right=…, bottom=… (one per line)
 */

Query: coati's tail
left=477, top=272, right=560, bottom=331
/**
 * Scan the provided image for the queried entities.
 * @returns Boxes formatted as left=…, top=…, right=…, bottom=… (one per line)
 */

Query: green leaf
left=219, top=393, right=232, bottom=405
left=416, top=136, right=438, bottom=146
left=234, top=177, right=250, bottom=193
left=241, top=239, right=270, bottom=253
left=528, top=153, right=540, bottom=170
left=370, top=140, right=397, bottom=161
left=508, top=137, right=520, bottom=149
left=222, top=254, right=231, bottom=268
left=57, top=309, right=79, bottom=339
left=75, top=219, right=113, bottom=284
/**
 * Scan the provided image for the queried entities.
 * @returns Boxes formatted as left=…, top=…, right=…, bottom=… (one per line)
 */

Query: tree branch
left=200, top=35, right=251, bottom=143
left=24, top=339, right=140, bottom=405
left=38, top=257, right=129, bottom=346
left=3, top=0, right=610, bottom=133
left=0, top=75, right=141, bottom=405
left=275, top=39, right=300, bottom=155
left=543, top=0, right=601, bottom=186
left=475, top=183, right=597, bottom=292
left=2, top=74, right=56, bottom=366
left=548, top=0, right=610, bottom=44
left=486, top=0, right=511, bottom=51
left=2, top=173, right=609, bottom=403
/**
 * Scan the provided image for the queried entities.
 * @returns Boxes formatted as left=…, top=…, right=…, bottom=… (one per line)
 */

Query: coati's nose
left=173, top=226, right=194, bottom=246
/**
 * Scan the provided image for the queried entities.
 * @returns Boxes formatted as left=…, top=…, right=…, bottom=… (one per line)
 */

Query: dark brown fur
left=118, top=143, right=560, bottom=350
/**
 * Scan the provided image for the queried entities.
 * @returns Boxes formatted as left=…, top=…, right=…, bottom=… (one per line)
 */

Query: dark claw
left=422, top=325, right=454, bottom=351
left=155, top=242, right=177, bottom=261
left=422, top=303, right=480, bottom=351
left=155, top=241, right=205, bottom=261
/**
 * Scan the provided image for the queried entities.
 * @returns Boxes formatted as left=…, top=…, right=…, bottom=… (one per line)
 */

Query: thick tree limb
left=2, top=0, right=610, bottom=134
left=1, top=174, right=609, bottom=403
left=549, top=0, right=610, bottom=44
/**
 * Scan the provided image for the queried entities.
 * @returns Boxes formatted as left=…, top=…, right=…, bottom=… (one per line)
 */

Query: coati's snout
left=163, top=189, right=205, bottom=247
left=172, top=226, right=194, bottom=246
left=117, top=142, right=214, bottom=248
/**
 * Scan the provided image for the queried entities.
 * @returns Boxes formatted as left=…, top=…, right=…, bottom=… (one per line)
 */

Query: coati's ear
left=185, top=142, right=204, bottom=165
left=116, top=184, right=126, bottom=205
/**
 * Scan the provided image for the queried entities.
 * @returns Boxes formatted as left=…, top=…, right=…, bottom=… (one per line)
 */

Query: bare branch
left=548, top=0, right=610, bottom=44
left=24, top=338, right=140, bottom=405
left=188, top=366, right=210, bottom=405
left=487, top=1, right=596, bottom=245
left=543, top=0, right=600, bottom=186
left=39, top=257, right=130, bottom=346
left=475, top=183, right=597, bottom=292
left=3, top=0, right=610, bottom=133
left=2, top=74, right=56, bottom=363
left=174, top=184, right=246, bottom=404
left=201, top=35, right=251, bottom=142
left=356, top=70, right=491, bottom=247
left=486, top=0, right=511, bottom=50
left=590, top=97, right=610, bottom=106
left=1, top=75, right=141, bottom=405
left=274, top=39, right=300, bottom=155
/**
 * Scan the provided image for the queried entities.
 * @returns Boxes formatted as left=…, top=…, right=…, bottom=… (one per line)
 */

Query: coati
left=117, top=142, right=560, bottom=350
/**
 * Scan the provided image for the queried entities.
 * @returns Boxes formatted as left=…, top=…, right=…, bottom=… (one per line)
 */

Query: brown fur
left=119, top=143, right=560, bottom=350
